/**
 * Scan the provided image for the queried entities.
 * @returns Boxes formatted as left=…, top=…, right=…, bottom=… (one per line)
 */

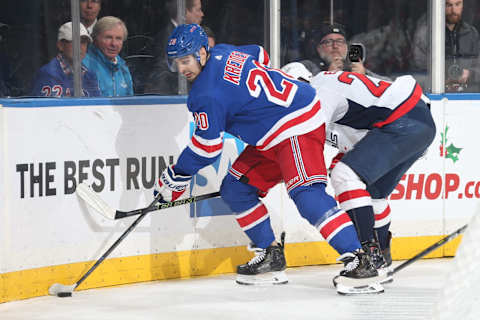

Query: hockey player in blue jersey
left=153, top=24, right=385, bottom=294
left=280, top=62, right=436, bottom=285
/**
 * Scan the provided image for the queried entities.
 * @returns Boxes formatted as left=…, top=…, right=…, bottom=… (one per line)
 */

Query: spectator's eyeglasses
left=319, top=38, right=347, bottom=47
left=80, top=0, right=101, bottom=3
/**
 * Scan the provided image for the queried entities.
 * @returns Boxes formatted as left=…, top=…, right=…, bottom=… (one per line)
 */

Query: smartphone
left=348, top=43, right=365, bottom=63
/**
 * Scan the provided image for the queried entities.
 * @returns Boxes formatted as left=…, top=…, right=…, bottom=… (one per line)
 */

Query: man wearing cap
left=31, top=22, right=100, bottom=97
left=300, top=23, right=387, bottom=79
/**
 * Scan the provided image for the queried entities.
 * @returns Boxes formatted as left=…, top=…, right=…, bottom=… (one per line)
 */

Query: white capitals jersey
left=310, top=71, right=424, bottom=130
left=326, top=122, right=367, bottom=153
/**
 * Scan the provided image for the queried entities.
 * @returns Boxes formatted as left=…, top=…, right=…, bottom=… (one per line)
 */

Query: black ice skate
left=363, top=240, right=387, bottom=269
left=333, top=249, right=386, bottom=295
left=364, top=234, right=394, bottom=284
left=236, top=233, right=288, bottom=285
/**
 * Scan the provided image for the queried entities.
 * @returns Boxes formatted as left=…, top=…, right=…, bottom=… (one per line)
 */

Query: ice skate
left=364, top=235, right=394, bottom=284
left=333, top=249, right=386, bottom=295
left=236, top=235, right=288, bottom=285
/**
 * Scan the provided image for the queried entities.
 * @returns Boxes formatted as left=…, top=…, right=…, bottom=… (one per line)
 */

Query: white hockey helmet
left=281, top=62, right=313, bottom=82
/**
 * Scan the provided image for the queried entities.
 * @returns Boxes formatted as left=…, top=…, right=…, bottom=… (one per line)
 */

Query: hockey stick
left=76, top=182, right=221, bottom=220
left=48, top=191, right=163, bottom=298
left=386, top=224, right=468, bottom=277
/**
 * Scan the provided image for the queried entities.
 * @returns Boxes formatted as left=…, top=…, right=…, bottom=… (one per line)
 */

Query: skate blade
left=379, top=275, right=393, bottom=284
left=336, top=282, right=384, bottom=295
left=377, top=267, right=394, bottom=285
left=332, top=272, right=388, bottom=288
left=236, top=271, right=288, bottom=285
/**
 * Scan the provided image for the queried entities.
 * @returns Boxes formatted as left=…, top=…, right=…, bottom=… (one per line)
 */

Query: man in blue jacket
left=31, top=22, right=100, bottom=97
left=83, top=16, right=133, bottom=96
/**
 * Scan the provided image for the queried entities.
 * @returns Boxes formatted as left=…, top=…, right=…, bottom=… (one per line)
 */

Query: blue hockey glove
left=154, top=165, right=191, bottom=203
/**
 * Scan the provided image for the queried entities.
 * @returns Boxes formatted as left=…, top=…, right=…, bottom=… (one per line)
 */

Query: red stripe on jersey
left=236, top=204, right=268, bottom=228
left=319, top=212, right=351, bottom=239
left=261, top=47, right=270, bottom=66
left=375, top=205, right=391, bottom=220
left=257, top=100, right=321, bottom=150
left=328, top=152, right=345, bottom=171
left=191, top=136, right=223, bottom=154
left=373, top=83, right=422, bottom=128
left=337, top=189, right=371, bottom=203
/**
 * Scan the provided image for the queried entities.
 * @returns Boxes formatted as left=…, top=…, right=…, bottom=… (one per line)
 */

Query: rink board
left=0, top=95, right=479, bottom=302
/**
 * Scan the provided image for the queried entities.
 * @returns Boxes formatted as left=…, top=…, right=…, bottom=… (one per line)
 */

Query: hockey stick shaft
left=115, top=191, right=221, bottom=219
left=74, top=192, right=163, bottom=289
left=53, top=190, right=219, bottom=295
left=76, top=182, right=221, bottom=220
left=388, top=224, right=467, bottom=277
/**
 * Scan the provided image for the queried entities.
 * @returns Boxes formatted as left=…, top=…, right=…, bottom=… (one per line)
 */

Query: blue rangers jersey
left=175, top=44, right=324, bottom=176
left=309, top=71, right=424, bottom=130
left=31, top=54, right=100, bottom=97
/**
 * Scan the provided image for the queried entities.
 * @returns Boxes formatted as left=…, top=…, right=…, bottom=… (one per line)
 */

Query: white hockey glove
left=154, top=165, right=191, bottom=203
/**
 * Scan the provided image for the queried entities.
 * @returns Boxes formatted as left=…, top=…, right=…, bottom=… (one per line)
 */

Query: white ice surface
left=0, top=258, right=452, bottom=320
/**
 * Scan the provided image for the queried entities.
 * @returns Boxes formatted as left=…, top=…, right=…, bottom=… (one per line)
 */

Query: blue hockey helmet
left=166, top=23, right=209, bottom=71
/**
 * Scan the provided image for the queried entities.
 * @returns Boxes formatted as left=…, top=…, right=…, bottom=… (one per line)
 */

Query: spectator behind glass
left=412, top=0, right=480, bottom=92
left=202, top=25, right=216, bottom=48
left=144, top=0, right=204, bottom=95
left=30, top=22, right=100, bottom=97
left=80, top=0, right=102, bottom=34
left=83, top=16, right=133, bottom=96
left=299, top=23, right=388, bottom=79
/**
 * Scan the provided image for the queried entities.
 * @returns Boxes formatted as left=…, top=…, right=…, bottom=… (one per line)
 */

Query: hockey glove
left=154, top=165, right=191, bottom=203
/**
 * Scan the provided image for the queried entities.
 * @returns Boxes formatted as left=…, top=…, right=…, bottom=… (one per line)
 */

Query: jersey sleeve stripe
left=188, top=135, right=223, bottom=158
left=256, top=99, right=323, bottom=151
left=373, top=83, right=422, bottom=128
left=258, top=46, right=270, bottom=66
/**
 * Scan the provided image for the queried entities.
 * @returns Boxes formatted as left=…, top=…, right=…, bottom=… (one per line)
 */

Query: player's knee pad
left=220, top=173, right=260, bottom=212
left=330, top=161, right=371, bottom=210
left=289, top=183, right=338, bottom=226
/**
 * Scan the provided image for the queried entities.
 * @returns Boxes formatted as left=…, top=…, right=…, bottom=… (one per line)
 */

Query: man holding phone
left=300, top=23, right=388, bottom=79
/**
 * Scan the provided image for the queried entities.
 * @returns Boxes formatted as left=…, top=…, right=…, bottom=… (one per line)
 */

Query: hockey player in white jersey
left=281, top=62, right=436, bottom=287
left=327, top=123, right=393, bottom=270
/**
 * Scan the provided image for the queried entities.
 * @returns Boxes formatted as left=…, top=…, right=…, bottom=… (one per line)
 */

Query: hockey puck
left=57, top=292, right=72, bottom=298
